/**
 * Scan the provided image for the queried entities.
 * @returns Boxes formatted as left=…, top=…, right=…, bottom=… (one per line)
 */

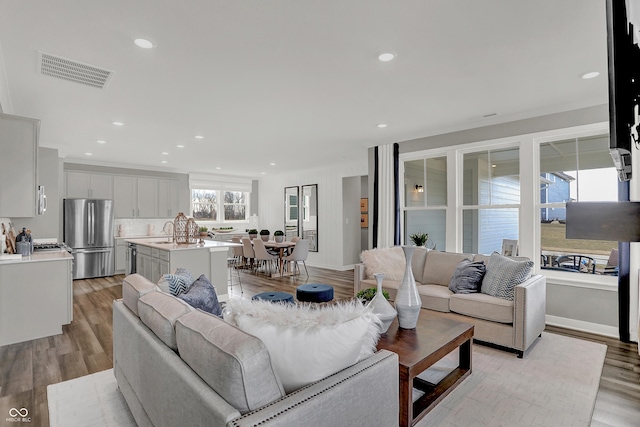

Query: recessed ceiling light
left=176, top=144, right=185, bottom=148
left=112, top=121, right=124, bottom=126
left=161, top=160, right=167, bottom=164
left=581, top=71, right=600, bottom=79
left=161, top=152, right=169, bottom=155
left=377, top=123, right=388, bottom=128
left=269, top=162, right=276, bottom=166
left=492, top=164, right=497, bottom=168
left=378, top=53, right=395, bottom=62
left=195, top=135, right=204, bottom=139
left=261, top=172, right=266, bottom=175
left=97, top=140, right=106, bottom=144
left=134, top=38, right=154, bottom=49
left=85, top=152, right=93, bottom=156
left=215, top=167, right=222, bottom=170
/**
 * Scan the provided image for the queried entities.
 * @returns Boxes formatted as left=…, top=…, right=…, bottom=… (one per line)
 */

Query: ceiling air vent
left=38, top=52, right=113, bottom=89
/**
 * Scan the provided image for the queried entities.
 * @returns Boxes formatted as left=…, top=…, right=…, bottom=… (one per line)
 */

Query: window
left=223, top=191, right=246, bottom=221
left=403, top=157, right=447, bottom=250
left=191, top=189, right=249, bottom=222
left=192, top=190, right=217, bottom=220
left=539, top=135, right=617, bottom=270
left=287, top=193, right=298, bottom=221
left=462, top=147, right=520, bottom=255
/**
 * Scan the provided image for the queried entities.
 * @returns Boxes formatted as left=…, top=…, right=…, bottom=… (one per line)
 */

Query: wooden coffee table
left=377, top=312, right=474, bottom=427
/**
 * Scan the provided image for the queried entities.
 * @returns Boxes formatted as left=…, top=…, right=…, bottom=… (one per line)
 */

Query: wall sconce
left=415, top=184, right=424, bottom=193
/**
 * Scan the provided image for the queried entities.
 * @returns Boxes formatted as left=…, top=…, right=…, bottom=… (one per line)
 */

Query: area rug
left=47, top=333, right=606, bottom=427
left=47, top=369, right=135, bottom=427
left=415, top=332, right=606, bottom=427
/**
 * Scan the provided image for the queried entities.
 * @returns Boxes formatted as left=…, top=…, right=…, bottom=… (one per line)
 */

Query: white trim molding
left=546, top=314, right=619, bottom=338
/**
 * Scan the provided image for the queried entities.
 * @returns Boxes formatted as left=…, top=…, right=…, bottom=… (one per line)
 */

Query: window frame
left=191, top=189, right=250, bottom=224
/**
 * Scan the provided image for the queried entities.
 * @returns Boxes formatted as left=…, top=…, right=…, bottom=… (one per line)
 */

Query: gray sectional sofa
left=354, top=248, right=546, bottom=357
left=113, top=274, right=399, bottom=427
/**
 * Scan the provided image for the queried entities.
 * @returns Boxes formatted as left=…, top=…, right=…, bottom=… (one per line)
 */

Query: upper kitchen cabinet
left=113, top=176, right=158, bottom=218
left=158, top=179, right=180, bottom=218
left=66, top=171, right=113, bottom=199
left=0, top=114, right=39, bottom=217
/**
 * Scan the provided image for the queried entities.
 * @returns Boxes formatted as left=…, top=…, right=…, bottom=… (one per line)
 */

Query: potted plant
left=356, top=287, right=390, bottom=304
left=273, top=230, right=285, bottom=243
left=259, top=229, right=270, bottom=242
left=198, top=226, right=208, bottom=237
left=409, top=231, right=428, bottom=247
left=248, top=229, right=258, bottom=240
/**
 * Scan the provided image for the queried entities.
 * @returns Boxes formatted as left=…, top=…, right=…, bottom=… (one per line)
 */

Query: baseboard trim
left=546, top=314, right=619, bottom=338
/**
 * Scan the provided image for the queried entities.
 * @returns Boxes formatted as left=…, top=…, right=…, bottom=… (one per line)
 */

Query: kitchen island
left=127, top=239, right=240, bottom=300
left=0, top=250, right=74, bottom=346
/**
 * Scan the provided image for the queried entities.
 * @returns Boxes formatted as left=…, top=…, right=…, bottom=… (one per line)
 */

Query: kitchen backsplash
left=114, top=218, right=251, bottom=237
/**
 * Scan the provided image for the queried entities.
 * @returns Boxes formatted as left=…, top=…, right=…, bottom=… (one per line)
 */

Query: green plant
left=248, top=229, right=258, bottom=235
left=273, top=230, right=284, bottom=236
left=409, top=231, right=428, bottom=246
left=198, top=226, right=208, bottom=232
left=259, top=229, right=270, bottom=236
left=356, top=287, right=390, bottom=303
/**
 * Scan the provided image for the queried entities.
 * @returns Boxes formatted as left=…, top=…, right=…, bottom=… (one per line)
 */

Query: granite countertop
left=126, top=239, right=240, bottom=251
left=0, top=250, right=74, bottom=264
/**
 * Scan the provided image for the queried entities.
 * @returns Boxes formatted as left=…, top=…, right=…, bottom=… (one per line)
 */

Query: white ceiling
left=0, top=0, right=609, bottom=177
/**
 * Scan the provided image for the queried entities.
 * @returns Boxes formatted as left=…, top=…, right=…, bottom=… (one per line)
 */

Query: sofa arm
left=228, top=350, right=399, bottom=427
left=513, top=274, right=547, bottom=354
left=354, top=263, right=366, bottom=296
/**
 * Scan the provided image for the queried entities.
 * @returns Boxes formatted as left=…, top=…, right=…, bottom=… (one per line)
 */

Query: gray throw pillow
left=178, top=274, right=222, bottom=317
left=448, top=259, right=486, bottom=294
left=481, top=252, right=533, bottom=301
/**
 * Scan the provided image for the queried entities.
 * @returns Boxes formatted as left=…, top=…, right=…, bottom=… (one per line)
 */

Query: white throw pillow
left=224, top=298, right=381, bottom=393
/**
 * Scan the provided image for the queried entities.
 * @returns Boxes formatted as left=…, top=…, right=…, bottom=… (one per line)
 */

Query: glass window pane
left=404, top=210, right=445, bottom=251
left=192, top=190, right=217, bottom=220
left=426, top=157, right=447, bottom=206
left=224, top=205, right=246, bottom=221
left=405, top=159, right=425, bottom=207
left=462, top=208, right=519, bottom=255
left=463, top=149, right=520, bottom=206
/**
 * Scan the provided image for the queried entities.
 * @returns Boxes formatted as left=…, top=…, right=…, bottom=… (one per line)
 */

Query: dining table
left=255, top=240, right=297, bottom=278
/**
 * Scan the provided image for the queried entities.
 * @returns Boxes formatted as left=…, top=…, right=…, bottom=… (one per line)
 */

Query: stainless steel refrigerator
left=64, top=198, right=115, bottom=279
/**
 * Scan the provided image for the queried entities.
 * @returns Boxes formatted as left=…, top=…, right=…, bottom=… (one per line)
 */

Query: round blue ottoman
left=296, top=284, right=334, bottom=303
left=252, top=292, right=294, bottom=304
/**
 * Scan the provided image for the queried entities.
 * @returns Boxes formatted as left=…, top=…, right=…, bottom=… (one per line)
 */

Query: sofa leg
left=517, top=350, right=524, bottom=359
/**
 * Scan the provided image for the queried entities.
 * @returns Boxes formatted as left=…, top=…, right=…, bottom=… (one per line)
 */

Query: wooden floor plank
left=0, top=268, right=638, bottom=426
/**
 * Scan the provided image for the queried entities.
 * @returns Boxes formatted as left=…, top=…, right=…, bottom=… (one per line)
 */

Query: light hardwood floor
left=0, top=267, right=638, bottom=427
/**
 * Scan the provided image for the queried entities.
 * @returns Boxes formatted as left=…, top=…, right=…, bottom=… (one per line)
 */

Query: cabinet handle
left=132, top=209, right=135, bottom=217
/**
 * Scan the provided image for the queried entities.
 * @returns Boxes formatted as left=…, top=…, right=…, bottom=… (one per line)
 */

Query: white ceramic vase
left=395, top=245, right=421, bottom=329
left=368, top=273, right=397, bottom=333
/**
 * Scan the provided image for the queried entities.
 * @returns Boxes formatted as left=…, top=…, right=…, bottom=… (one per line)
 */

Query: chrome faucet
left=162, top=221, right=174, bottom=242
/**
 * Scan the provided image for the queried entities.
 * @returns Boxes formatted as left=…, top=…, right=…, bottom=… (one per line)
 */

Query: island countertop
left=125, top=239, right=240, bottom=251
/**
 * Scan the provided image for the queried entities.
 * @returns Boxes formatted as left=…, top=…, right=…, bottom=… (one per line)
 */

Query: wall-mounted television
left=606, top=0, right=640, bottom=181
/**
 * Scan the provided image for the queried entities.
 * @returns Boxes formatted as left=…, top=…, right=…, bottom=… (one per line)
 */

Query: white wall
left=258, top=161, right=367, bottom=270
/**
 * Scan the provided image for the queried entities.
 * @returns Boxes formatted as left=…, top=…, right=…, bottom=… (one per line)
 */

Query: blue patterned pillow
left=481, top=252, right=533, bottom=301
left=178, top=275, right=222, bottom=317
left=164, top=268, right=195, bottom=296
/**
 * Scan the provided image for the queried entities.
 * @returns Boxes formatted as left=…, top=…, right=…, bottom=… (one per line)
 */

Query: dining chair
left=241, top=238, right=255, bottom=272
left=227, top=237, right=243, bottom=292
left=283, top=239, right=309, bottom=277
left=253, top=238, right=279, bottom=276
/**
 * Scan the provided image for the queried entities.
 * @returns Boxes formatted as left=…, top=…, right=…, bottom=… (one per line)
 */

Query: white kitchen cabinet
left=115, top=239, right=127, bottom=274
left=136, top=245, right=153, bottom=280
left=114, top=176, right=159, bottom=218
left=137, top=177, right=158, bottom=217
left=0, top=253, right=73, bottom=346
left=0, top=113, right=39, bottom=217
left=66, top=171, right=113, bottom=199
left=158, top=179, right=180, bottom=218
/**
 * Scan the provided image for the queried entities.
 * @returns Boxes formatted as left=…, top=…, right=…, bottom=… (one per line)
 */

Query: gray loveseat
left=113, top=274, right=399, bottom=427
left=354, top=248, right=546, bottom=357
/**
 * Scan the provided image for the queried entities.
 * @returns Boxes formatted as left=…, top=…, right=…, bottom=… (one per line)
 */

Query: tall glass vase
left=395, top=246, right=421, bottom=329
left=369, top=273, right=397, bottom=333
